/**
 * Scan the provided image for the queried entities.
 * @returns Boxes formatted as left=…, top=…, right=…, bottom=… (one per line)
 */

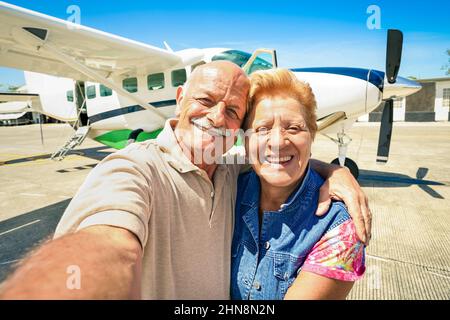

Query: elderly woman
left=231, top=69, right=365, bottom=300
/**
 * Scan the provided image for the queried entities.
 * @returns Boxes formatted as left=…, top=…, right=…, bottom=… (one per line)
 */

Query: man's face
left=175, top=62, right=249, bottom=164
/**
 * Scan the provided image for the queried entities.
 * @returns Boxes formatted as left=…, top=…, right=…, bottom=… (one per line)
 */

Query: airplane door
left=242, top=49, right=277, bottom=75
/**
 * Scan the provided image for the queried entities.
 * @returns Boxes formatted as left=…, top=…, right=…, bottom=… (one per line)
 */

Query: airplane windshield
left=211, top=50, right=273, bottom=73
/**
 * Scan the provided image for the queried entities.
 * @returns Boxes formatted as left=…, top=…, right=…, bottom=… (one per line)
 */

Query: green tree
left=0, top=83, right=21, bottom=92
left=8, top=85, right=21, bottom=92
left=442, top=49, right=450, bottom=75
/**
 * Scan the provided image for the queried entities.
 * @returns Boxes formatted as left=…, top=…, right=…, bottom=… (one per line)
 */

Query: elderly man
left=0, top=61, right=371, bottom=299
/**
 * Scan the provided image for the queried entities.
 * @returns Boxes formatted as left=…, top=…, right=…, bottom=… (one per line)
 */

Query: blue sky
left=1, top=0, right=449, bottom=87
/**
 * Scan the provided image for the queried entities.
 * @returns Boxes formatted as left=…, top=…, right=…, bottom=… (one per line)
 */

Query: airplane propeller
left=376, top=29, right=403, bottom=164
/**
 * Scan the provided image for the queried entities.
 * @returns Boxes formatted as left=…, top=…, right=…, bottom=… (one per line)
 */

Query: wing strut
left=20, top=27, right=167, bottom=124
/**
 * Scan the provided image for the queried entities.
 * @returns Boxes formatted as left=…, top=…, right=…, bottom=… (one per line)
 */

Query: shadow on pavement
left=358, top=167, right=446, bottom=199
left=1, top=145, right=112, bottom=166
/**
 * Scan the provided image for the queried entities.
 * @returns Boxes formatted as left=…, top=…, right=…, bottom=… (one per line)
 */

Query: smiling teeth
left=266, top=156, right=293, bottom=163
left=191, top=118, right=230, bottom=137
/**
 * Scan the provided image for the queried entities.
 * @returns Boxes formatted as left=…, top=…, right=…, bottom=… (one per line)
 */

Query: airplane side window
left=123, top=77, right=138, bottom=93
left=86, top=85, right=96, bottom=99
left=147, top=73, right=165, bottom=91
left=191, top=61, right=206, bottom=72
left=100, top=84, right=113, bottom=97
left=171, top=69, right=187, bottom=87
left=66, top=90, right=74, bottom=102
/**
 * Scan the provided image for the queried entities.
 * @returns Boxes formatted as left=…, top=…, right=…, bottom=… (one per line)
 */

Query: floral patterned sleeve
left=301, top=219, right=366, bottom=281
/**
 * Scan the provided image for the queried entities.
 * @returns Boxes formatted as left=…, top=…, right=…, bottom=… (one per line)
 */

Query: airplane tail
left=23, top=71, right=78, bottom=122
left=0, top=71, right=79, bottom=123
left=0, top=92, right=38, bottom=121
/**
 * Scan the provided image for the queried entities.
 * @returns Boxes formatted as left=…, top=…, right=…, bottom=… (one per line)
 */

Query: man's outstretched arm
left=0, top=225, right=142, bottom=300
left=310, top=159, right=372, bottom=245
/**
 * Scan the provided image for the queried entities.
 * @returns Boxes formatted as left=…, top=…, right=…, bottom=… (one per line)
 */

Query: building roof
left=417, top=77, right=450, bottom=83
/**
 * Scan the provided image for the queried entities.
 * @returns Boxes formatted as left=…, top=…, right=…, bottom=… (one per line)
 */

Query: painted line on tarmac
left=0, top=219, right=41, bottom=237
left=426, top=270, right=450, bottom=280
left=19, top=193, right=45, bottom=197
left=0, top=259, right=20, bottom=266
left=2, top=192, right=71, bottom=199
left=367, top=254, right=450, bottom=275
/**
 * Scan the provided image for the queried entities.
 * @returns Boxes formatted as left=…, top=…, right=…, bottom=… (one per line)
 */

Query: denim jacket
left=231, top=166, right=359, bottom=300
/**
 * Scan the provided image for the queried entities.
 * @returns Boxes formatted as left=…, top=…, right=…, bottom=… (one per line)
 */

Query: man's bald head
left=191, top=59, right=247, bottom=78
left=176, top=60, right=251, bottom=119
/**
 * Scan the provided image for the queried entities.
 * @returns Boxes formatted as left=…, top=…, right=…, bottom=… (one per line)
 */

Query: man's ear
left=175, top=86, right=184, bottom=117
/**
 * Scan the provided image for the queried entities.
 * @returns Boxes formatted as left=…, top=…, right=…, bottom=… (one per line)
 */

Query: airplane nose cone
left=382, top=77, right=422, bottom=99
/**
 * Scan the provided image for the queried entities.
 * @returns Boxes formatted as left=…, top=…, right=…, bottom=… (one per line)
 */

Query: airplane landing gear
left=331, top=157, right=359, bottom=179
left=324, top=130, right=359, bottom=179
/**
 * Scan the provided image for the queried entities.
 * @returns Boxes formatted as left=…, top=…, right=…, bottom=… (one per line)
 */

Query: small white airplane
left=0, top=1, right=421, bottom=177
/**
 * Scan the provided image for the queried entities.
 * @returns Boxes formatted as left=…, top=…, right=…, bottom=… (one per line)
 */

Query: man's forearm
left=310, top=158, right=345, bottom=179
left=0, top=226, right=142, bottom=299
left=310, top=158, right=371, bottom=244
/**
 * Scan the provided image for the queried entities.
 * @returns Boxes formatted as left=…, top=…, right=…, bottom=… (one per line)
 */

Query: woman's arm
left=284, top=271, right=354, bottom=300
left=284, top=218, right=365, bottom=300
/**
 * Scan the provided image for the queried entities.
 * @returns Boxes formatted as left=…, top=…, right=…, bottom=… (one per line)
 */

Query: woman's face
left=246, top=94, right=313, bottom=189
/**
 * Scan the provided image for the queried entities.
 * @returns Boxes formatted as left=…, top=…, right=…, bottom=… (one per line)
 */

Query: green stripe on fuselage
left=235, top=133, right=243, bottom=147
left=94, top=128, right=244, bottom=150
left=94, top=128, right=163, bottom=149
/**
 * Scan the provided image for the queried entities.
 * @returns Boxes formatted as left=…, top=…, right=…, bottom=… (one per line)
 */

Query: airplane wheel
left=331, top=158, right=359, bottom=179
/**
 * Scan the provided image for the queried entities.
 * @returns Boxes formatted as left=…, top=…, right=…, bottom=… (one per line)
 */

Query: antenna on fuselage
left=163, top=41, right=174, bottom=52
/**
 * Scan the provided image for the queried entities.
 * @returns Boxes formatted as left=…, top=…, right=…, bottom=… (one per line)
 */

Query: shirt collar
left=241, top=171, right=261, bottom=207
left=279, top=164, right=313, bottom=211
left=242, top=164, right=321, bottom=213
left=155, top=118, right=199, bottom=174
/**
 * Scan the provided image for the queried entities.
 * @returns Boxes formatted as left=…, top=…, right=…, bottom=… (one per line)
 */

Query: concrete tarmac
left=0, top=122, right=449, bottom=299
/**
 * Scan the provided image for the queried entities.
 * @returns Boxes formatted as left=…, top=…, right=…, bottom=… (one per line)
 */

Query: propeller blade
left=376, top=99, right=394, bottom=164
left=386, top=29, right=403, bottom=84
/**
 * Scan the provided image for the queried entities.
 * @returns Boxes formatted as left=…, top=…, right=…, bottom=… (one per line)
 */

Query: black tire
left=331, top=158, right=359, bottom=179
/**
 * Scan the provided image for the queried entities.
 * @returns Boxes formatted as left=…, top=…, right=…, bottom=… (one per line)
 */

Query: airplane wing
left=0, top=2, right=183, bottom=81
left=0, top=93, right=44, bottom=115
left=0, top=111, right=26, bottom=120
left=0, top=100, right=30, bottom=112
left=0, top=92, right=39, bottom=102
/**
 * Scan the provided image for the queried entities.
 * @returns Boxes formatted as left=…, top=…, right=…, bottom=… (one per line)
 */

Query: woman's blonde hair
left=246, top=68, right=318, bottom=139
